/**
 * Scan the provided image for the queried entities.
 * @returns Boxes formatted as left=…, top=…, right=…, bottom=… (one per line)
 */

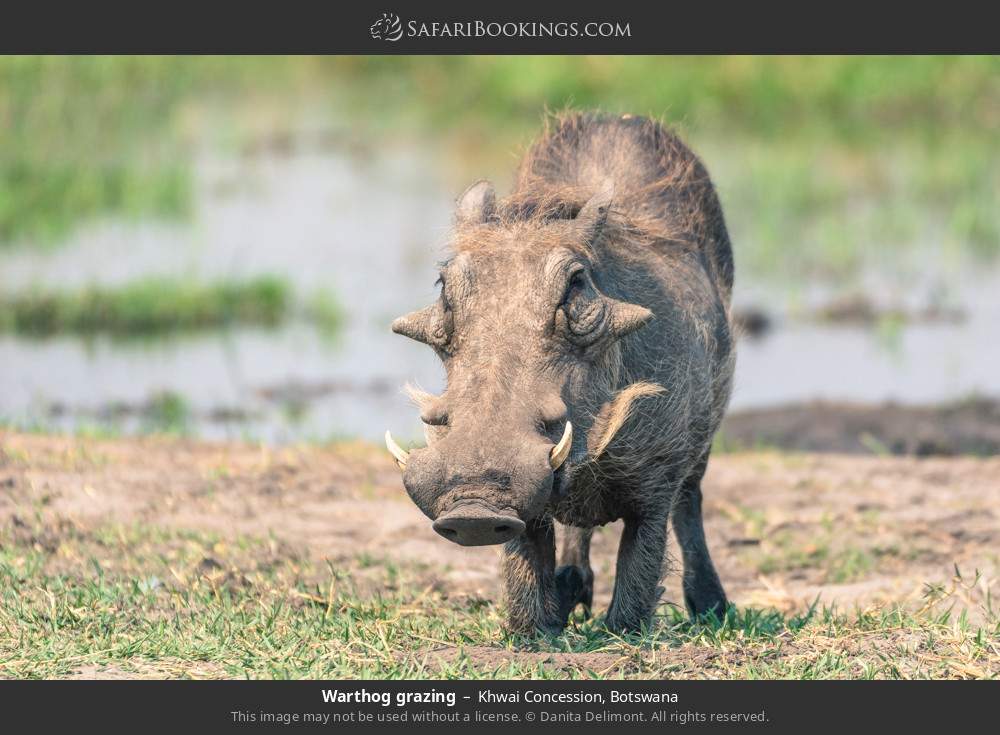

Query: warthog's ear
left=575, top=183, right=615, bottom=244
left=607, top=298, right=653, bottom=340
left=455, top=179, right=496, bottom=224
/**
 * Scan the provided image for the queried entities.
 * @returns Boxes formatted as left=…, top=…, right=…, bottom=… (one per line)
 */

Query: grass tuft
left=0, top=276, right=291, bottom=336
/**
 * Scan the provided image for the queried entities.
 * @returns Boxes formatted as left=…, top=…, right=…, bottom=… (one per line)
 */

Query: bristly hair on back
left=448, top=109, right=733, bottom=297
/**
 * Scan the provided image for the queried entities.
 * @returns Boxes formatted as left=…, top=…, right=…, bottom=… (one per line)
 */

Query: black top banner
left=1, top=1, right=998, bottom=53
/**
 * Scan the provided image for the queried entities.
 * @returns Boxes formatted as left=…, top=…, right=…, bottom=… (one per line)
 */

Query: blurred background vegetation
left=3, top=56, right=999, bottom=264
left=2, top=56, right=998, bottom=442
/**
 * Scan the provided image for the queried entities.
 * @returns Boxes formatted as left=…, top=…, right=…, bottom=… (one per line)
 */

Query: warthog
left=386, top=112, right=734, bottom=634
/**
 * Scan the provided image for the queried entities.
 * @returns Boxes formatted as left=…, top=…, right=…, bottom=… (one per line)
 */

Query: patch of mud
left=807, top=293, right=965, bottom=326
left=721, top=398, right=1000, bottom=456
left=732, top=306, right=773, bottom=339
left=732, top=293, right=966, bottom=341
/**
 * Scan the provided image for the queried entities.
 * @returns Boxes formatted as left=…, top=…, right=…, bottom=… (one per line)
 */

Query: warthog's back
left=511, top=112, right=734, bottom=302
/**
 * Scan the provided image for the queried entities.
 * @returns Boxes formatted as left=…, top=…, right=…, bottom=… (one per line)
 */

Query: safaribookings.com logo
left=370, top=13, right=631, bottom=41
left=370, top=13, right=404, bottom=41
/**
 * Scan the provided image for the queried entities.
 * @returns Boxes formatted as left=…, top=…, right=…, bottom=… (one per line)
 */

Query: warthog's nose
left=432, top=502, right=525, bottom=546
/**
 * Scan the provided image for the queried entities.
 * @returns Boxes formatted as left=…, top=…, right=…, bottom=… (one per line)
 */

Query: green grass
left=0, top=56, right=307, bottom=245
left=0, top=276, right=344, bottom=337
left=1, top=520, right=996, bottom=679
left=142, top=391, right=192, bottom=435
left=338, top=56, right=1000, bottom=143
left=0, top=57, right=190, bottom=244
left=708, top=135, right=1000, bottom=282
left=0, top=276, right=292, bottom=336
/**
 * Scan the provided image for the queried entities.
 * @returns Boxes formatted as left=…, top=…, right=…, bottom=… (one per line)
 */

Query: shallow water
left=2, top=137, right=999, bottom=443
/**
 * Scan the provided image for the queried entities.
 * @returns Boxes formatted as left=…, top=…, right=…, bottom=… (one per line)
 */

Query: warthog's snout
left=431, top=502, right=525, bottom=546
left=384, top=423, right=572, bottom=546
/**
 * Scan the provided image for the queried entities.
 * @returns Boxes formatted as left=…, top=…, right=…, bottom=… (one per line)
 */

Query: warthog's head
left=386, top=180, right=654, bottom=546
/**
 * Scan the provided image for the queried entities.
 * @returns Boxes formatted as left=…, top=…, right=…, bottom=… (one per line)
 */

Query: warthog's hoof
left=555, top=564, right=593, bottom=619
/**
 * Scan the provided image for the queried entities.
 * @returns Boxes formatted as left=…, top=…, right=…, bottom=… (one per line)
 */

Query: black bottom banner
left=1, top=680, right=994, bottom=732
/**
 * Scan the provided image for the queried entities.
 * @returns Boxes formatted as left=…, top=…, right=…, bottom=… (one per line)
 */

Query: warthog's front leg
left=501, top=516, right=580, bottom=635
left=605, top=512, right=668, bottom=632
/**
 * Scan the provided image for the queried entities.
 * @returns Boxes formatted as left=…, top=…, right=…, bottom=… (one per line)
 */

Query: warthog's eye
left=428, top=277, right=455, bottom=351
left=559, top=268, right=586, bottom=312
left=559, top=267, right=608, bottom=348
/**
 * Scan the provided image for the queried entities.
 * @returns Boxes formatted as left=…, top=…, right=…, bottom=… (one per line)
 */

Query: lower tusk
left=549, top=421, right=573, bottom=469
left=384, top=430, right=409, bottom=470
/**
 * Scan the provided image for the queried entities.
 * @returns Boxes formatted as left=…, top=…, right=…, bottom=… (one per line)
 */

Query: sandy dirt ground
left=3, top=431, right=997, bottom=630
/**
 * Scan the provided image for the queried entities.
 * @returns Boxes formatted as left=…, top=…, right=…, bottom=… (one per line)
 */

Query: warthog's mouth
left=431, top=500, right=525, bottom=547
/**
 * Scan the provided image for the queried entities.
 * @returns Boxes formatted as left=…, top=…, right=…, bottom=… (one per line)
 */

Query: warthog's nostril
left=432, top=503, right=525, bottom=547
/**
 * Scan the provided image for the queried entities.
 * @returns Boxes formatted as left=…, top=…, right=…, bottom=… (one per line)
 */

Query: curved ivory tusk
left=384, top=430, right=409, bottom=470
left=549, top=421, right=573, bottom=469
